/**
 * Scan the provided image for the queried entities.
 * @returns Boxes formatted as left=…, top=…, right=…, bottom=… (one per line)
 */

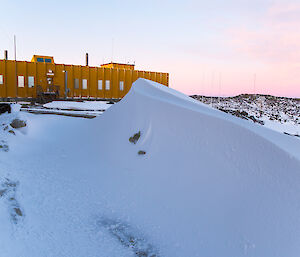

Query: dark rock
left=129, top=131, right=141, bottom=144
left=0, top=104, right=11, bottom=114
left=8, top=130, right=15, bottom=135
left=10, top=119, right=26, bottom=129
left=14, top=207, right=23, bottom=217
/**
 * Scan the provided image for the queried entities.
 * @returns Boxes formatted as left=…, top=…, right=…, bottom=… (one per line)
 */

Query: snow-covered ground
left=192, top=94, right=300, bottom=137
left=43, top=100, right=113, bottom=111
left=19, top=100, right=114, bottom=118
left=1, top=79, right=300, bottom=257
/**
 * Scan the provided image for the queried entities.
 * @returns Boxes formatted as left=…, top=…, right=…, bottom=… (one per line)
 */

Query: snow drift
left=1, top=79, right=300, bottom=257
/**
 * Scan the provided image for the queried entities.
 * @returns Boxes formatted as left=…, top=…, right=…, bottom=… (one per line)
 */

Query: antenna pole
left=210, top=71, right=214, bottom=106
left=218, top=72, right=221, bottom=103
left=253, top=73, right=256, bottom=94
left=111, top=38, right=114, bottom=62
left=14, top=35, right=16, bottom=61
left=14, top=35, right=17, bottom=98
left=202, top=72, right=205, bottom=94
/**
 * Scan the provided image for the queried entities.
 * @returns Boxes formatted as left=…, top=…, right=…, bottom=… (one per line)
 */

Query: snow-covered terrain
left=192, top=94, right=300, bottom=137
left=18, top=100, right=114, bottom=118
left=43, top=100, right=113, bottom=111
left=1, top=79, right=300, bottom=257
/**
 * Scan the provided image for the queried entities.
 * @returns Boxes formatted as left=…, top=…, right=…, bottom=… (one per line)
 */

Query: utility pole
left=210, top=71, right=214, bottom=106
left=86, top=53, right=89, bottom=66
left=14, top=35, right=17, bottom=98
left=218, top=72, right=221, bottom=103
left=253, top=73, right=256, bottom=95
left=14, top=35, right=16, bottom=61
left=111, top=38, right=114, bottom=63
left=63, top=70, right=68, bottom=99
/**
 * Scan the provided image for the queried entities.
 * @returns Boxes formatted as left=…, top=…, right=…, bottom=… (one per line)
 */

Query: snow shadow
left=98, top=217, right=160, bottom=257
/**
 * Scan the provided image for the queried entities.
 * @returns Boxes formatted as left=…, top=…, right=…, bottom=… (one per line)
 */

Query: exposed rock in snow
left=129, top=131, right=141, bottom=144
left=0, top=140, right=9, bottom=152
left=10, top=118, right=27, bottom=129
left=191, top=94, right=300, bottom=136
left=0, top=178, right=24, bottom=224
left=0, top=104, right=23, bottom=151
left=0, top=103, right=11, bottom=114
left=99, top=217, right=160, bottom=257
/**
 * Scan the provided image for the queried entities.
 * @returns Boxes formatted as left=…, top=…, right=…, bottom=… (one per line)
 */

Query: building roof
left=100, top=62, right=135, bottom=70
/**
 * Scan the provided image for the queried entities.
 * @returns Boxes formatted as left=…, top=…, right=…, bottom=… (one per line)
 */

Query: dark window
left=45, top=58, right=52, bottom=63
left=37, top=58, right=44, bottom=62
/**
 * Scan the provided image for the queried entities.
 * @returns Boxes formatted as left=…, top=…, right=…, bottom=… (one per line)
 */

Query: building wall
left=0, top=60, right=169, bottom=99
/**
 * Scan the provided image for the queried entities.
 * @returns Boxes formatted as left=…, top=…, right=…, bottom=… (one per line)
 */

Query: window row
left=18, top=76, right=35, bottom=88
left=0, top=75, right=126, bottom=91
left=37, top=58, right=52, bottom=63
left=0, top=75, right=35, bottom=88
left=74, top=79, right=125, bottom=91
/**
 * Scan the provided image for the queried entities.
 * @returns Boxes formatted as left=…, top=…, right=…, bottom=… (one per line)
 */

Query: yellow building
left=100, top=62, right=135, bottom=70
left=0, top=55, right=169, bottom=101
left=31, top=55, right=55, bottom=64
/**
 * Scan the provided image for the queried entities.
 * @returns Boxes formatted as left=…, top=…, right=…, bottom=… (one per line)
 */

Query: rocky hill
left=191, top=94, right=300, bottom=137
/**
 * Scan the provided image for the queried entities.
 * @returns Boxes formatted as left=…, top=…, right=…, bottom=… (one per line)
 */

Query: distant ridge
left=191, top=93, right=300, bottom=136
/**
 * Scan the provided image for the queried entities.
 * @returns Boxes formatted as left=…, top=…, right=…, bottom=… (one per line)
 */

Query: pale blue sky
left=1, top=0, right=299, bottom=96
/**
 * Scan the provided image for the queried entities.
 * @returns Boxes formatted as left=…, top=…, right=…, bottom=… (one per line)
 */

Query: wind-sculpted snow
left=0, top=79, right=300, bottom=257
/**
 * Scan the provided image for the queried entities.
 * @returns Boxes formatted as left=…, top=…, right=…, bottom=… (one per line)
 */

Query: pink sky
left=0, top=0, right=299, bottom=97
left=169, top=2, right=300, bottom=97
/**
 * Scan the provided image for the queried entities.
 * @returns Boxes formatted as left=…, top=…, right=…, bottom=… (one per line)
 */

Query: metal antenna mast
left=14, top=35, right=17, bottom=98
left=210, top=71, right=214, bottom=106
left=218, top=72, right=222, bottom=103
left=14, top=35, right=16, bottom=61
left=111, top=38, right=114, bottom=62
left=253, top=73, right=256, bottom=95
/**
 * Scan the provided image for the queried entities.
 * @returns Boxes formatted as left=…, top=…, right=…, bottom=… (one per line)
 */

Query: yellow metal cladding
left=100, top=62, right=135, bottom=70
left=0, top=60, right=169, bottom=99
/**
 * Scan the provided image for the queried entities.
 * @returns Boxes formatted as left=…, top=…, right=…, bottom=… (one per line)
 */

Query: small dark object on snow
left=129, top=131, right=141, bottom=144
left=0, top=141, right=9, bottom=152
left=14, top=207, right=23, bottom=217
left=138, top=150, right=146, bottom=155
left=0, top=104, right=11, bottom=114
left=10, top=119, right=26, bottom=129
left=8, top=130, right=15, bottom=135
left=0, top=189, right=7, bottom=197
left=99, top=218, right=160, bottom=257
left=284, top=132, right=300, bottom=138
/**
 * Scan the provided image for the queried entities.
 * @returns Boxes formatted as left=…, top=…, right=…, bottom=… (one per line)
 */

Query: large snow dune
left=1, top=78, right=300, bottom=256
